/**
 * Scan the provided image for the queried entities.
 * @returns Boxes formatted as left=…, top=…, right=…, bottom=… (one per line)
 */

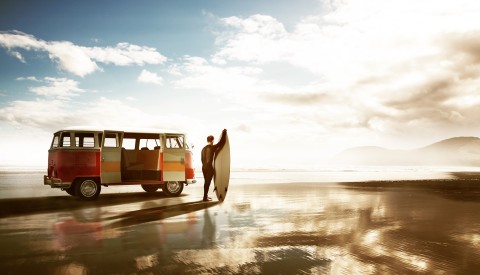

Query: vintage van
left=44, top=127, right=196, bottom=200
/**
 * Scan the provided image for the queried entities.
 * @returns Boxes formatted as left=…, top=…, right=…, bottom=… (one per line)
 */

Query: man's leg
left=203, top=168, right=214, bottom=200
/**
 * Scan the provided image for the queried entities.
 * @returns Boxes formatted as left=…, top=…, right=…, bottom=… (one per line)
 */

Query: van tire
left=162, top=181, right=184, bottom=197
left=75, top=178, right=101, bottom=200
left=141, top=184, right=160, bottom=193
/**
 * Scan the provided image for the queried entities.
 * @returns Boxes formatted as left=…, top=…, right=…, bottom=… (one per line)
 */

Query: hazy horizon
left=1, top=0, right=480, bottom=168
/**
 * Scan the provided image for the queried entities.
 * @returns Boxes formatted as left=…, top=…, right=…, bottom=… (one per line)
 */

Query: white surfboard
left=214, top=132, right=230, bottom=202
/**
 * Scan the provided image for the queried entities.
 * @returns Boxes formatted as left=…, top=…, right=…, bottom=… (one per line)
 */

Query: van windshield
left=166, top=135, right=184, bottom=149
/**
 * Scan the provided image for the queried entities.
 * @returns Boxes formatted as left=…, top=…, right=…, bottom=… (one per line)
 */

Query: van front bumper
left=44, top=175, right=71, bottom=189
left=186, top=178, right=197, bottom=185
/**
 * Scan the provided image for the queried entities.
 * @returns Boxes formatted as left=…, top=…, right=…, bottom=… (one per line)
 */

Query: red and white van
left=44, top=127, right=196, bottom=200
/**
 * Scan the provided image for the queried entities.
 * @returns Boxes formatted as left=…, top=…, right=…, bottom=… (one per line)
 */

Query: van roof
left=57, top=126, right=183, bottom=135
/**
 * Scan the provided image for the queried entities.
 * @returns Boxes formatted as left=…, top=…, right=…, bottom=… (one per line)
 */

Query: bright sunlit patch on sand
left=173, top=248, right=256, bottom=273
left=324, top=218, right=357, bottom=236
left=362, top=230, right=380, bottom=245
left=393, top=251, right=429, bottom=271
left=329, top=253, right=376, bottom=274
left=454, top=233, right=480, bottom=248
left=135, top=254, right=157, bottom=270
left=54, top=263, right=87, bottom=275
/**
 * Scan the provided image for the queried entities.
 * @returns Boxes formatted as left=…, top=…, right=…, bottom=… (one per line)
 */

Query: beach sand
left=0, top=171, right=480, bottom=274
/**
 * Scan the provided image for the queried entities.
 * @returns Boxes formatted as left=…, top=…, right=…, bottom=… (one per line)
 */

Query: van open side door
left=163, top=134, right=186, bottom=182
left=101, top=131, right=124, bottom=184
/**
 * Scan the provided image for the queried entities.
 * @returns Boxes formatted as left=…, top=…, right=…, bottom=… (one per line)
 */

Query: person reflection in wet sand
left=201, top=209, right=215, bottom=248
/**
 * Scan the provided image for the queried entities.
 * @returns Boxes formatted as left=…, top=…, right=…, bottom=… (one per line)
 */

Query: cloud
left=137, top=69, right=164, bottom=85
left=173, top=56, right=268, bottom=95
left=208, top=0, right=480, bottom=139
left=0, top=30, right=167, bottom=77
left=16, top=76, right=40, bottom=82
left=0, top=96, right=193, bottom=133
left=8, top=50, right=25, bottom=63
left=0, top=99, right=73, bottom=128
left=262, top=91, right=330, bottom=105
left=28, top=77, right=84, bottom=99
left=212, top=14, right=289, bottom=64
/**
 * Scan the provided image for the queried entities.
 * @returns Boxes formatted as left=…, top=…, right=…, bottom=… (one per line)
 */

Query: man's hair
left=207, top=135, right=214, bottom=142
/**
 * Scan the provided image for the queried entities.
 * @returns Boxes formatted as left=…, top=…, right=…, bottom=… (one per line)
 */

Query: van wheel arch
left=141, top=184, right=161, bottom=193
left=65, top=185, right=76, bottom=196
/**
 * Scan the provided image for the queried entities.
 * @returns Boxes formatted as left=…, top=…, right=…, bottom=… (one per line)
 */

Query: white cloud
left=212, top=14, right=288, bottom=65
left=0, top=99, right=72, bottom=128
left=137, top=69, right=164, bottom=85
left=46, top=41, right=101, bottom=76
left=29, top=77, right=84, bottom=99
left=0, top=96, right=185, bottom=133
left=16, top=76, right=40, bottom=82
left=8, top=50, right=25, bottom=63
left=207, top=0, right=480, bottom=142
left=174, top=56, right=268, bottom=96
left=86, top=43, right=167, bottom=66
left=0, top=30, right=167, bottom=77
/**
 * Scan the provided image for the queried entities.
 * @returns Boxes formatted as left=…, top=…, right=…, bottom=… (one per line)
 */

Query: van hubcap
left=166, top=181, right=180, bottom=193
left=80, top=180, right=97, bottom=197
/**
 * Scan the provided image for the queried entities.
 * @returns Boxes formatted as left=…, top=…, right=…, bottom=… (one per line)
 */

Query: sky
left=1, top=0, right=480, bottom=168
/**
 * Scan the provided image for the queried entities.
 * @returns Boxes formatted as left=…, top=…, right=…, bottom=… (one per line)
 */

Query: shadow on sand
left=0, top=192, right=183, bottom=218
left=106, top=201, right=220, bottom=229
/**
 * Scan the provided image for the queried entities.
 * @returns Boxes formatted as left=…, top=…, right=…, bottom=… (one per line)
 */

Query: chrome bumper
left=44, top=175, right=71, bottom=188
left=186, top=178, right=197, bottom=185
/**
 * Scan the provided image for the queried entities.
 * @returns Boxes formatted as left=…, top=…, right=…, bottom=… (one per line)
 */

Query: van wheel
left=75, top=179, right=101, bottom=200
left=162, top=181, right=184, bottom=197
left=141, top=184, right=160, bottom=193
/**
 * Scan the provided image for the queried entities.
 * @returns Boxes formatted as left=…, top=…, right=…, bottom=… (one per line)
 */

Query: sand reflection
left=1, top=180, right=480, bottom=273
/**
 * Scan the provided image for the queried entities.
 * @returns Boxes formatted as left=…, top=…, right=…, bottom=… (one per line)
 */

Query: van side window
left=75, top=132, right=95, bottom=148
left=60, top=132, right=71, bottom=147
left=139, top=138, right=160, bottom=150
left=123, top=138, right=136, bottom=150
left=104, top=133, right=118, bottom=148
left=166, top=135, right=184, bottom=149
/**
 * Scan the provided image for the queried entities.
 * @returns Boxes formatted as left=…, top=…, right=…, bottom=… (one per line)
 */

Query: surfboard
left=214, top=131, right=230, bottom=202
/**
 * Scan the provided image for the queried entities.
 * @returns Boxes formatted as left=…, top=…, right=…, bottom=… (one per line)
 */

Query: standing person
left=201, top=129, right=227, bottom=201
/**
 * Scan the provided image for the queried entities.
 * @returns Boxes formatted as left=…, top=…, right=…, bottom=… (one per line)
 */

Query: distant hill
left=333, top=137, right=480, bottom=166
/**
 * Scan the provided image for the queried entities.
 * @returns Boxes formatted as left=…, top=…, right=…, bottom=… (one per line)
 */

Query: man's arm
left=201, top=146, right=206, bottom=165
left=213, top=129, right=227, bottom=152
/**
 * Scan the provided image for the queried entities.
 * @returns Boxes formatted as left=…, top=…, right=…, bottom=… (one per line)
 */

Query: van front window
left=51, top=135, right=59, bottom=148
left=166, top=135, right=184, bottom=149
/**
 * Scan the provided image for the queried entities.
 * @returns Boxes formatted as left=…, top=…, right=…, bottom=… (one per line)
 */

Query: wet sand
left=1, top=173, right=480, bottom=274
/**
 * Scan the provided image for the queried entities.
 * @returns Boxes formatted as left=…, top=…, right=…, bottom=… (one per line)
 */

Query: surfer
left=201, top=129, right=227, bottom=201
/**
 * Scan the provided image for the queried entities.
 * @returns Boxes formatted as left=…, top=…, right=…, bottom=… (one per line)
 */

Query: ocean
left=0, top=165, right=477, bottom=199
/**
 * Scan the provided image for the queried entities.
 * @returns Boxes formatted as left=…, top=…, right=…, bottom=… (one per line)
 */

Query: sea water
left=1, top=165, right=478, bottom=199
